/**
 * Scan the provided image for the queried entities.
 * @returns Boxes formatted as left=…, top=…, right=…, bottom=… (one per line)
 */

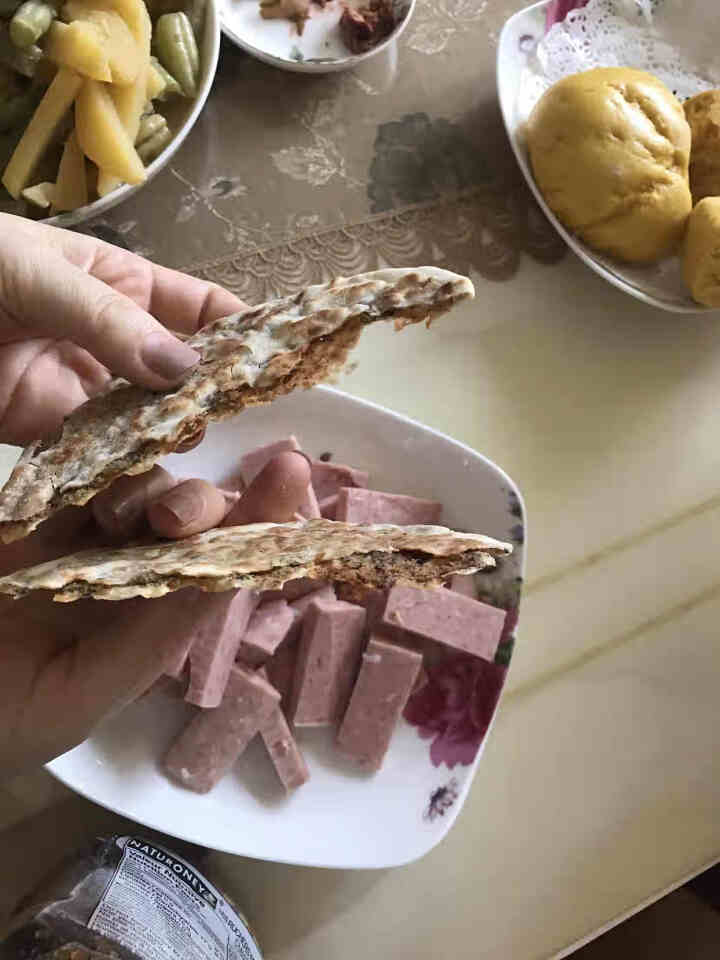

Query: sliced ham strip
left=162, top=590, right=251, bottom=687
left=185, top=589, right=259, bottom=707
left=265, top=637, right=299, bottom=706
left=290, top=583, right=336, bottom=616
left=265, top=584, right=338, bottom=705
left=258, top=669, right=310, bottom=791
left=335, top=582, right=386, bottom=630
left=337, top=636, right=422, bottom=770
left=237, top=598, right=296, bottom=668
left=448, top=573, right=478, bottom=599
left=412, top=665, right=429, bottom=694
left=310, top=460, right=369, bottom=501
left=164, top=666, right=281, bottom=793
left=290, top=599, right=366, bottom=727
left=259, top=708, right=310, bottom=791
left=319, top=494, right=338, bottom=519
left=380, top=586, right=505, bottom=661
left=165, top=650, right=189, bottom=681
left=238, top=438, right=319, bottom=518
left=335, top=488, right=442, bottom=525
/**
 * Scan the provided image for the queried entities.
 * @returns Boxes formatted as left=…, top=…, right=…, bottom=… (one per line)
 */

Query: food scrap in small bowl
left=220, top=0, right=414, bottom=74
left=258, top=0, right=395, bottom=55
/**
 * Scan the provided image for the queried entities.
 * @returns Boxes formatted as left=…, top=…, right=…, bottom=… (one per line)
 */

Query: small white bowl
left=497, top=0, right=712, bottom=314
left=47, top=385, right=525, bottom=869
left=41, top=0, right=221, bottom=228
left=220, top=0, right=415, bottom=74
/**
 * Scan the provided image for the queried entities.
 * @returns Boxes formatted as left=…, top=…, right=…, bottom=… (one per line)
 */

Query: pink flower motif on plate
left=404, top=653, right=507, bottom=768
left=545, top=0, right=589, bottom=31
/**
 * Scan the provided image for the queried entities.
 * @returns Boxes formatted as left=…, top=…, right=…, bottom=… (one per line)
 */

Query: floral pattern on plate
left=404, top=485, right=522, bottom=775
left=405, top=655, right=508, bottom=769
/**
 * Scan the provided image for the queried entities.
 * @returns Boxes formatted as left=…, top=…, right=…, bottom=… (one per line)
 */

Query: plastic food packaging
left=0, top=833, right=263, bottom=960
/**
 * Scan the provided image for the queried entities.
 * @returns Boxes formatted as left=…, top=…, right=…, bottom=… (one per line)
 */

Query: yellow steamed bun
left=527, top=67, right=692, bottom=263
left=684, top=90, right=720, bottom=204
left=682, top=196, right=720, bottom=306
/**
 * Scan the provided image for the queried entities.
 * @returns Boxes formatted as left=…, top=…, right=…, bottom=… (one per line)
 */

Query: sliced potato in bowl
left=0, top=0, right=205, bottom=215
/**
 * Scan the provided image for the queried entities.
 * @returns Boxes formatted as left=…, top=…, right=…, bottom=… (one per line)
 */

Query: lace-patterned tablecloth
left=73, top=0, right=566, bottom=293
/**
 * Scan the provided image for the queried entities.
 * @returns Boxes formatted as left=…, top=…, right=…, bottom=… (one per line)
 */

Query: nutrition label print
left=88, top=836, right=263, bottom=960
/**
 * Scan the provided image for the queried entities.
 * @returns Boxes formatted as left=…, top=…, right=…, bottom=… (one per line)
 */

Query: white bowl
left=37, top=0, right=221, bottom=228
left=497, top=0, right=712, bottom=314
left=220, top=0, right=415, bottom=74
left=47, top=385, right=525, bottom=869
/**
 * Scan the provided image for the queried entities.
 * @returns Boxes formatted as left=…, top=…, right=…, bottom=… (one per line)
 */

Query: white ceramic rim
left=220, top=0, right=416, bottom=74
left=44, top=0, right=221, bottom=229
left=496, top=0, right=713, bottom=315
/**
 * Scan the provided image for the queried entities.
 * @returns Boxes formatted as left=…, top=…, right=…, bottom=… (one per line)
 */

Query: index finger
left=29, top=218, right=248, bottom=335
left=147, top=263, right=248, bottom=335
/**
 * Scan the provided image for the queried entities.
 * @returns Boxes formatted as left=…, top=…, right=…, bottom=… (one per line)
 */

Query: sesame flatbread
left=0, top=519, right=511, bottom=602
left=0, top=267, right=474, bottom=544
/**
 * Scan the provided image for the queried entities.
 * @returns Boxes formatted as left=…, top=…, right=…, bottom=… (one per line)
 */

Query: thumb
left=1, top=244, right=200, bottom=389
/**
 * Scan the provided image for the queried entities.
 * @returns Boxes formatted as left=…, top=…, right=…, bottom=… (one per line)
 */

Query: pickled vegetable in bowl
left=0, top=0, right=211, bottom=218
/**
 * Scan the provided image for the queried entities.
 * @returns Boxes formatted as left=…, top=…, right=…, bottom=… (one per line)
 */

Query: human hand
left=0, top=213, right=245, bottom=446
left=0, top=211, right=254, bottom=776
left=0, top=452, right=312, bottom=778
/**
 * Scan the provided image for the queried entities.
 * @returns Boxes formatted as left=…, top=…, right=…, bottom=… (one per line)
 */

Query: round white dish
left=28, top=0, right=221, bottom=228
left=220, top=0, right=414, bottom=74
left=497, top=0, right=713, bottom=315
left=47, top=385, right=525, bottom=870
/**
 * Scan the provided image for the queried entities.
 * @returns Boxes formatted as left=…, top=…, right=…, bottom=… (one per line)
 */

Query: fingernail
left=141, top=333, right=200, bottom=382
left=155, top=488, right=203, bottom=527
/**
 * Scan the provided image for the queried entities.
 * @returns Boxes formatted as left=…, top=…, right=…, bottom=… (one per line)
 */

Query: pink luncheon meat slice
left=290, top=599, right=366, bottom=726
left=319, top=494, right=338, bottom=519
left=266, top=638, right=298, bottom=706
left=448, top=574, right=478, bottom=600
left=260, top=708, right=310, bottom=791
left=239, top=437, right=320, bottom=518
left=310, top=460, right=369, bottom=500
left=335, top=488, right=442, bottom=525
left=337, top=636, right=422, bottom=770
left=164, top=666, right=281, bottom=793
left=380, top=586, right=505, bottom=661
left=237, top=598, right=296, bottom=668
left=290, top=582, right=336, bottom=616
left=165, top=649, right=189, bottom=681
left=185, top=589, right=259, bottom=708
left=265, top=584, right=338, bottom=704
left=163, top=591, right=243, bottom=681
left=258, top=671, right=310, bottom=791
left=335, top=583, right=386, bottom=630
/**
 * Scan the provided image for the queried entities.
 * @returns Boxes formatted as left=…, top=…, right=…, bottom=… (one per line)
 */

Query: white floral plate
left=220, top=0, right=415, bottom=73
left=497, top=0, right=713, bottom=314
left=47, top=385, right=525, bottom=869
